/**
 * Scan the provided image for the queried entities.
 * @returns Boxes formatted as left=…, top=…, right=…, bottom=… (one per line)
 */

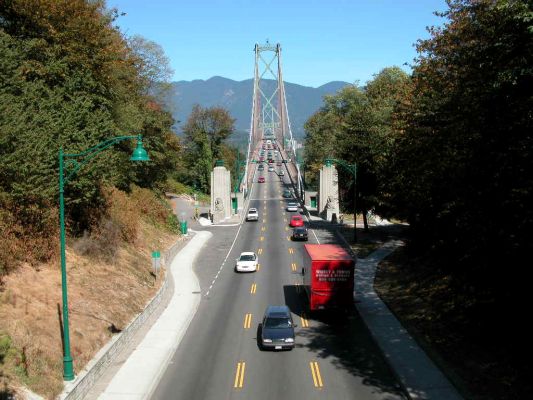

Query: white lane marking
left=204, top=210, right=246, bottom=297
left=302, top=207, right=320, bottom=244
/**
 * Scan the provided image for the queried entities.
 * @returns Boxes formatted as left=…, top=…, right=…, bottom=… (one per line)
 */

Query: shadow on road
left=283, top=283, right=406, bottom=399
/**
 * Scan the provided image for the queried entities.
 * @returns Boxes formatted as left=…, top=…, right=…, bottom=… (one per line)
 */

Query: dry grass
left=0, top=190, right=180, bottom=399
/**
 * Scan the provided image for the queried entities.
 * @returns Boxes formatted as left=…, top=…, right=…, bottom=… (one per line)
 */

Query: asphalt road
left=151, top=163, right=406, bottom=400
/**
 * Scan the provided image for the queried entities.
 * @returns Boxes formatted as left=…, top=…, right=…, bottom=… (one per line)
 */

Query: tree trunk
left=363, top=208, right=369, bottom=232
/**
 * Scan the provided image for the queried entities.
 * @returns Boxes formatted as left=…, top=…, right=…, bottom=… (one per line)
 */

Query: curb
left=98, top=230, right=213, bottom=399
left=354, top=241, right=463, bottom=400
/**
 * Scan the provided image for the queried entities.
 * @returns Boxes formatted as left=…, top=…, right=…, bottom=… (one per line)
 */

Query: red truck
left=302, top=244, right=355, bottom=311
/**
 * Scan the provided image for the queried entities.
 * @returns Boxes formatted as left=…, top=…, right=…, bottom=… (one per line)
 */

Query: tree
left=182, top=105, right=235, bottom=192
left=386, top=0, right=533, bottom=295
left=304, top=74, right=409, bottom=230
left=0, top=0, right=178, bottom=265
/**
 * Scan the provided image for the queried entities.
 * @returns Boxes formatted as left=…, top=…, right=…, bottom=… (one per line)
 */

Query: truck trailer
left=302, top=244, right=355, bottom=311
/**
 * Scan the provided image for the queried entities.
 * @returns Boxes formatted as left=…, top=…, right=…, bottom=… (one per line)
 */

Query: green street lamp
left=232, top=151, right=247, bottom=214
left=325, top=158, right=357, bottom=243
left=58, top=135, right=149, bottom=381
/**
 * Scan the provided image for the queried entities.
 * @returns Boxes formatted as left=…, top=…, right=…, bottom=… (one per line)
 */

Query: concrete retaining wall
left=59, top=238, right=185, bottom=400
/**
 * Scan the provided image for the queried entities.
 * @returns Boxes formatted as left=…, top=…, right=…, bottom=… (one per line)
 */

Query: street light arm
left=63, top=135, right=142, bottom=184
left=325, top=157, right=357, bottom=177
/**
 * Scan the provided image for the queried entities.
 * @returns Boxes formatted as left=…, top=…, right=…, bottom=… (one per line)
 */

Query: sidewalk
left=98, top=230, right=212, bottom=399
left=305, top=208, right=462, bottom=399
left=355, top=241, right=463, bottom=400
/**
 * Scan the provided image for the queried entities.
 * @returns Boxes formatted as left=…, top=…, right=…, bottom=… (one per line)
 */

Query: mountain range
left=166, top=76, right=350, bottom=141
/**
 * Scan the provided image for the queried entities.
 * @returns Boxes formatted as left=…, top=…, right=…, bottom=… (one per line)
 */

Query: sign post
left=152, top=250, right=161, bottom=278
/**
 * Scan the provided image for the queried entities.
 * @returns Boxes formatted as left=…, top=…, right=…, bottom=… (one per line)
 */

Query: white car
left=286, top=202, right=299, bottom=212
left=268, top=166, right=274, bottom=172
left=246, top=208, right=259, bottom=221
left=235, top=252, right=258, bottom=272
left=279, top=170, right=285, bottom=176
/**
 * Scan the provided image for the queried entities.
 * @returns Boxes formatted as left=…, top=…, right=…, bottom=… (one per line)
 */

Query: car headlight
left=263, top=339, right=272, bottom=343
left=285, top=338, right=294, bottom=343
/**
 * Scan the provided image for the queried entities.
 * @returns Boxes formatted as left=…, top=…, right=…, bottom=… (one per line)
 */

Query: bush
left=75, top=185, right=178, bottom=260
left=0, top=202, right=58, bottom=275
left=159, top=177, right=192, bottom=196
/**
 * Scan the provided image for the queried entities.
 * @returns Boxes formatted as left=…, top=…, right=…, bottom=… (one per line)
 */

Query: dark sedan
left=260, top=305, right=295, bottom=350
left=291, top=227, right=308, bottom=241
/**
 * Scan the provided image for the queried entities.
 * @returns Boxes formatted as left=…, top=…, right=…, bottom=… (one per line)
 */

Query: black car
left=291, top=227, right=308, bottom=241
left=260, top=305, right=295, bottom=350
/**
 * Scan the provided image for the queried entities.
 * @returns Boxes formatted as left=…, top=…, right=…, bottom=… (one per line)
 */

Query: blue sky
left=108, top=0, right=448, bottom=88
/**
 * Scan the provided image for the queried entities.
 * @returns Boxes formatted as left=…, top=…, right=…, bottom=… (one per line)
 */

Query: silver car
left=246, top=208, right=259, bottom=221
left=286, top=202, right=298, bottom=212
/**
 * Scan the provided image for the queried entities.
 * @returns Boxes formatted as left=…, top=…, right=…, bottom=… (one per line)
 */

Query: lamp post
left=325, top=158, right=357, bottom=243
left=59, top=135, right=149, bottom=380
left=233, top=151, right=247, bottom=214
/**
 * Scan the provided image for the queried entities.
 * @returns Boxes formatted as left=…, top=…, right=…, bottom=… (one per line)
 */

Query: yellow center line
left=289, top=248, right=294, bottom=254
left=234, top=361, right=246, bottom=388
left=244, top=313, right=252, bottom=329
left=291, top=262, right=297, bottom=271
left=258, top=248, right=263, bottom=255
left=262, top=226, right=266, bottom=232
left=301, top=313, right=309, bottom=328
left=260, top=236, right=265, bottom=241
left=250, top=283, right=257, bottom=294
left=287, top=236, right=291, bottom=241
left=285, top=227, right=289, bottom=231
left=309, top=361, right=323, bottom=388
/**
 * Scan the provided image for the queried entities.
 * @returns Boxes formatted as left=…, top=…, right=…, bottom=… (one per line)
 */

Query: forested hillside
left=0, top=0, right=184, bottom=274
left=167, top=76, right=349, bottom=139
left=304, top=1, right=532, bottom=397
left=0, top=1, right=187, bottom=396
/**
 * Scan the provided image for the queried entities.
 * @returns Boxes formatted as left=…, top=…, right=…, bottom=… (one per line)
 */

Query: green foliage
left=304, top=70, right=410, bottom=219
left=385, top=0, right=533, bottom=297
left=0, top=0, right=179, bottom=270
left=181, top=105, right=236, bottom=193
left=304, top=0, right=532, bottom=308
left=0, top=332, right=26, bottom=382
left=166, top=213, right=181, bottom=234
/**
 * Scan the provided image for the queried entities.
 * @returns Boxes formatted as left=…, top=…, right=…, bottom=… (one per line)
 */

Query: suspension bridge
left=241, top=41, right=305, bottom=200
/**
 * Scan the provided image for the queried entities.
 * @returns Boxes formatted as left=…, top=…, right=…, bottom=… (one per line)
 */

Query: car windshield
left=264, top=317, right=292, bottom=329
left=295, top=228, right=306, bottom=233
left=249, top=209, right=257, bottom=213
left=239, top=254, right=256, bottom=261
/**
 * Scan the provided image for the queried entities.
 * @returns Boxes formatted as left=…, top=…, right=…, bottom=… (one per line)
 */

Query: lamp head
left=130, top=136, right=150, bottom=161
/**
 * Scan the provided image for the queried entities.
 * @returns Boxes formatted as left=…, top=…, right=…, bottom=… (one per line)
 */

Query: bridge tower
left=243, top=41, right=303, bottom=198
